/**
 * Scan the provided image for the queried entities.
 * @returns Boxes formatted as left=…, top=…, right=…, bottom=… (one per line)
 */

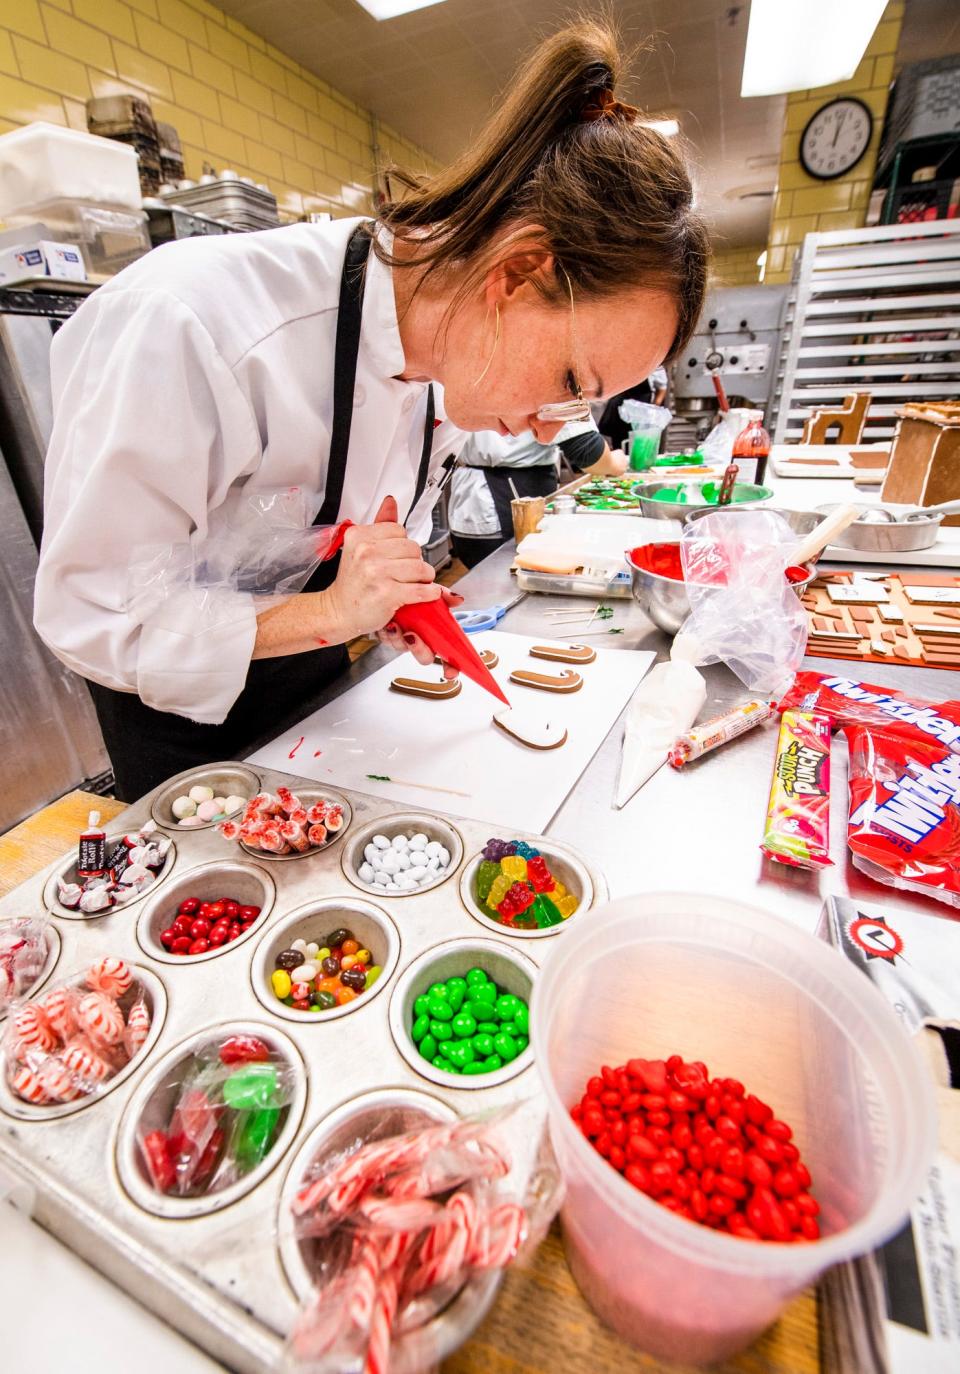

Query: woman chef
left=34, top=19, right=707, bottom=799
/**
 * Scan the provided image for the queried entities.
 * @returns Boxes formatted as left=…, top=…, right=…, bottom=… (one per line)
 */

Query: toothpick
left=365, top=773, right=471, bottom=799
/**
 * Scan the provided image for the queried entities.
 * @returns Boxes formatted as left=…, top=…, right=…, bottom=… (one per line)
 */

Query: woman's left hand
left=379, top=587, right=465, bottom=680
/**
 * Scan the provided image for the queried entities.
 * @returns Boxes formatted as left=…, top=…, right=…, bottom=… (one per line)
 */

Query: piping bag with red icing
left=325, top=518, right=510, bottom=706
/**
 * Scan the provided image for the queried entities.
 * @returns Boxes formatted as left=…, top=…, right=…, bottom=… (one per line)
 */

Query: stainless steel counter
left=277, top=539, right=956, bottom=938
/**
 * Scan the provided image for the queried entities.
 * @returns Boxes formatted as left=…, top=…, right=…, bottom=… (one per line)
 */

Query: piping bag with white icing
left=614, top=649, right=706, bottom=809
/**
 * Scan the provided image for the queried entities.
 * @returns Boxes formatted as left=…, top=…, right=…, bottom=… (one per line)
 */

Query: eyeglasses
left=535, top=265, right=593, bottom=424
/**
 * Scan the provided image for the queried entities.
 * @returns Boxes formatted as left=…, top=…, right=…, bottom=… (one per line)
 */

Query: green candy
left=446, top=984, right=466, bottom=1014
left=414, top=995, right=430, bottom=1018
left=411, top=1013, right=430, bottom=1043
left=496, top=994, right=520, bottom=1022
left=471, top=1033, right=494, bottom=1057
left=223, top=1063, right=279, bottom=1111
left=532, top=894, right=563, bottom=928
left=462, top=1061, right=487, bottom=1075
left=493, top=1032, right=518, bottom=1062
left=465, top=967, right=487, bottom=987
left=465, top=999, right=492, bottom=1022
left=419, top=1033, right=437, bottom=1062
left=446, top=1040, right=474, bottom=1068
left=451, top=1012, right=476, bottom=1039
left=473, top=982, right=497, bottom=1006
left=513, top=1003, right=529, bottom=1035
left=446, top=976, right=467, bottom=998
left=234, top=1107, right=280, bottom=1172
left=475, top=861, right=500, bottom=903
left=477, top=1021, right=499, bottom=1036
left=430, top=1019, right=453, bottom=1041
left=515, top=1034, right=529, bottom=1054
left=433, top=1055, right=450, bottom=1070
left=427, top=996, right=452, bottom=1021
left=427, top=982, right=449, bottom=1000
left=482, top=1055, right=503, bottom=1072
left=364, top=966, right=382, bottom=990
left=438, top=1039, right=457, bottom=1061
left=316, top=990, right=337, bottom=1011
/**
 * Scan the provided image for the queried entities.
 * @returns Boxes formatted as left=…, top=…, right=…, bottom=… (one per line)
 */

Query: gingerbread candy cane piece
left=529, top=642, right=597, bottom=665
left=508, top=668, right=583, bottom=693
left=389, top=676, right=463, bottom=700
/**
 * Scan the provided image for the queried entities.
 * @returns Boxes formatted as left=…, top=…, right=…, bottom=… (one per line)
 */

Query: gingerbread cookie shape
left=435, top=649, right=500, bottom=669
left=529, top=643, right=596, bottom=665
left=493, top=708, right=568, bottom=750
left=390, top=676, right=462, bottom=700
left=509, top=668, right=583, bottom=694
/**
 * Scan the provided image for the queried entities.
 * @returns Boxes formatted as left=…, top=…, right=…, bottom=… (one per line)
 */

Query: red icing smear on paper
left=314, top=750, right=322, bottom=758
left=288, top=736, right=304, bottom=760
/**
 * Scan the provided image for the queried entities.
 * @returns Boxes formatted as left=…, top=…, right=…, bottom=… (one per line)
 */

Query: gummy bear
left=532, top=893, right=563, bottom=927
left=476, top=860, right=500, bottom=903
left=526, top=855, right=555, bottom=893
left=552, top=880, right=567, bottom=900
left=498, top=881, right=535, bottom=920
left=500, top=855, right=527, bottom=882
left=486, top=873, right=513, bottom=911
left=503, top=841, right=518, bottom=856
left=554, top=893, right=578, bottom=919
left=482, top=839, right=508, bottom=862
left=513, top=841, right=541, bottom=860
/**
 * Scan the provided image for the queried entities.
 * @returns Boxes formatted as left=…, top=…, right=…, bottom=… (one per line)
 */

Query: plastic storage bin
left=0, top=122, right=141, bottom=218
left=3, top=200, right=150, bottom=276
left=531, top=893, right=937, bottom=1365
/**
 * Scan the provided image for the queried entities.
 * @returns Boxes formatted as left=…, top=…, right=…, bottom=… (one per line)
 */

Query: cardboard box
left=0, top=239, right=86, bottom=286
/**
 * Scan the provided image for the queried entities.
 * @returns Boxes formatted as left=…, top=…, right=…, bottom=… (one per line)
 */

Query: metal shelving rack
left=769, top=219, right=960, bottom=444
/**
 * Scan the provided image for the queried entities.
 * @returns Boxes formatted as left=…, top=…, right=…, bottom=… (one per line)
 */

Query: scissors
left=453, top=591, right=526, bottom=634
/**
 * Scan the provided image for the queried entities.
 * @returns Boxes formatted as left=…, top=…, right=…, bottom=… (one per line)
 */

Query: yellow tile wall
left=710, top=242, right=766, bottom=287
left=763, top=0, right=903, bottom=283
left=0, top=0, right=440, bottom=223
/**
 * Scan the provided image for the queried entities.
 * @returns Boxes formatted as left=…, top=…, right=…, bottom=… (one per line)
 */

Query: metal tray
left=0, top=762, right=606, bottom=1373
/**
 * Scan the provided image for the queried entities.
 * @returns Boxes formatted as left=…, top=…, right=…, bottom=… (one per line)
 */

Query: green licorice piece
left=513, top=1003, right=529, bottom=1036
left=472, top=1033, right=494, bottom=1057
left=430, top=1019, right=453, bottom=1041
left=234, top=1107, right=280, bottom=1171
left=414, top=995, right=430, bottom=1018
left=411, top=1014, right=430, bottom=1043
left=496, top=994, right=520, bottom=1022
left=451, top=1012, right=476, bottom=1039
left=482, top=1055, right=503, bottom=1072
left=465, top=968, right=487, bottom=987
left=223, top=1063, right=279, bottom=1111
left=493, top=1032, right=518, bottom=1062
left=462, top=1061, right=487, bottom=1076
left=428, top=981, right=449, bottom=1001
left=419, top=1033, right=437, bottom=1062
left=427, top=996, right=453, bottom=1021
left=477, top=1021, right=499, bottom=1037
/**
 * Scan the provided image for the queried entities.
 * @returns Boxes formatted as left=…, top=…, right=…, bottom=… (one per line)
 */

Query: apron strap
left=403, top=383, right=435, bottom=524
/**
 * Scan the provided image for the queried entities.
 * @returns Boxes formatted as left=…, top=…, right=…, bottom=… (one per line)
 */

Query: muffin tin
left=0, top=762, right=605, bottom=1374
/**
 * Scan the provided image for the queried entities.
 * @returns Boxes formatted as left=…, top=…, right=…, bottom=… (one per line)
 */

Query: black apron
left=89, top=225, right=435, bottom=801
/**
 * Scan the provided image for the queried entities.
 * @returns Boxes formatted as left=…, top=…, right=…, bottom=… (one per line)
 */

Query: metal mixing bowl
left=635, top=479, right=774, bottom=522
left=683, top=505, right=825, bottom=540
left=626, top=546, right=816, bottom=637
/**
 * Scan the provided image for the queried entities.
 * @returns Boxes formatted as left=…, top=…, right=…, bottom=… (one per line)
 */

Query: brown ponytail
left=374, top=18, right=709, bottom=360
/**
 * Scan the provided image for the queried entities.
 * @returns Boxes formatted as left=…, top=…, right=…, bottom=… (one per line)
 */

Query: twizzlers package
left=845, top=723, right=960, bottom=909
left=780, top=672, right=960, bottom=750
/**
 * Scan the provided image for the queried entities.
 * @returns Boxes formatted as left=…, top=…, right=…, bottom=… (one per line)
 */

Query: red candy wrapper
left=761, top=711, right=833, bottom=869
left=779, top=672, right=960, bottom=751
left=845, top=723, right=960, bottom=908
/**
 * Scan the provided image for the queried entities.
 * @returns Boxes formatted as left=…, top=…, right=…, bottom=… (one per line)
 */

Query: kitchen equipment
left=86, top=95, right=162, bottom=197
left=814, top=500, right=960, bottom=553
left=683, top=505, right=824, bottom=540
left=157, top=177, right=278, bottom=231
left=0, top=122, right=142, bottom=215
left=626, top=547, right=815, bottom=637
left=531, top=893, right=936, bottom=1364
left=635, top=478, right=773, bottom=522
left=790, top=503, right=861, bottom=566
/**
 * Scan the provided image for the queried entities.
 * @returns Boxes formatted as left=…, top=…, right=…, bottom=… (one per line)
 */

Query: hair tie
left=579, top=86, right=639, bottom=124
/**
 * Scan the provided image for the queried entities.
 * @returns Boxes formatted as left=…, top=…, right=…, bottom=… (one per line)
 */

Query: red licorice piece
left=572, top=1052, right=819, bottom=1246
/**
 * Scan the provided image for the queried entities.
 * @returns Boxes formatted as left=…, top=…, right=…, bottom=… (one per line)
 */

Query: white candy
left=290, top=961, right=319, bottom=982
left=120, top=863, right=150, bottom=886
left=127, top=844, right=150, bottom=866
left=141, top=820, right=157, bottom=837
left=438, top=847, right=450, bottom=867
left=364, top=844, right=380, bottom=867
left=409, top=865, right=428, bottom=883
left=171, top=795, right=196, bottom=819
left=292, top=938, right=308, bottom=954
left=372, top=834, right=390, bottom=849
left=177, top=815, right=204, bottom=828
left=212, top=797, right=227, bottom=810
left=196, top=799, right=220, bottom=821
left=374, top=871, right=389, bottom=886
left=386, top=881, right=399, bottom=891
left=188, top=785, right=215, bottom=803
left=425, top=841, right=442, bottom=858
left=305, top=942, right=319, bottom=961
left=380, top=851, right=399, bottom=874
left=154, top=837, right=172, bottom=859
left=397, top=852, right=411, bottom=870
left=427, top=855, right=441, bottom=870
left=397, top=875, right=415, bottom=890
left=409, top=833, right=428, bottom=851
left=224, top=794, right=247, bottom=814
left=358, top=862, right=375, bottom=883
left=391, top=834, right=409, bottom=851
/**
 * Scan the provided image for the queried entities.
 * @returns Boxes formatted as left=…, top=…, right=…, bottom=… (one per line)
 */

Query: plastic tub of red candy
left=0, top=957, right=166, bottom=1121
left=137, top=860, right=274, bottom=964
left=531, top=893, right=936, bottom=1365
left=219, top=786, right=352, bottom=860
left=115, top=1023, right=307, bottom=1219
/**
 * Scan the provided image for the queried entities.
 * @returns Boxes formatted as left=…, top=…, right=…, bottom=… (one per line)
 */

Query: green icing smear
left=650, top=482, right=772, bottom=506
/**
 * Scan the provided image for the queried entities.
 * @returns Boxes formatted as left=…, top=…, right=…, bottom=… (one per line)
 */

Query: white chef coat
left=447, top=420, right=597, bottom=537
left=34, top=216, right=466, bottom=725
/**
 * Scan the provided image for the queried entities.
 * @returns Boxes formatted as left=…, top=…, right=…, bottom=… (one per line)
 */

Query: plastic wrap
left=136, top=1033, right=297, bottom=1197
left=780, top=671, right=960, bottom=751
left=618, top=399, right=670, bottom=432
left=128, top=487, right=343, bottom=624
left=2, top=957, right=151, bottom=1105
left=674, top=509, right=808, bottom=698
left=0, top=917, right=50, bottom=1016
left=284, top=1105, right=562, bottom=1374
left=57, top=820, right=171, bottom=912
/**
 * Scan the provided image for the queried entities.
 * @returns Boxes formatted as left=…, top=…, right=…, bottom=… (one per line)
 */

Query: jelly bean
left=411, top=1014, right=429, bottom=1043
left=341, top=938, right=359, bottom=956
left=482, top=1055, right=502, bottom=1072
left=465, top=968, right=487, bottom=987
left=472, top=1033, right=494, bottom=1057
left=271, top=970, right=292, bottom=999
left=766, top=1119, right=793, bottom=1143
left=428, top=982, right=448, bottom=1001
left=321, top=956, right=340, bottom=977
left=315, top=991, right=336, bottom=1010
left=430, top=1020, right=453, bottom=1041
left=325, top=928, right=351, bottom=948
left=427, top=996, right=452, bottom=1021
left=364, top=966, right=382, bottom=990
left=223, top=1063, right=279, bottom=1111
left=340, top=955, right=357, bottom=970
left=341, top=967, right=368, bottom=993
left=476, top=1021, right=499, bottom=1036
left=451, top=1013, right=476, bottom=1039
left=419, top=1034, right=437, bottom=1062
left=335, top=986, right=356, bottom=1006
left=493, top=1032, right=518, bottom=1062
left=414, top=994, right=429, bottom=1017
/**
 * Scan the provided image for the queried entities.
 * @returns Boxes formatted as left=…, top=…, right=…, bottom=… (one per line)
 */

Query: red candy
left=571, top=1054, right=819, bottom=1244
left=162, top=895, right=258, bottom=955
left=219, top=1034, right=270, bottom=1065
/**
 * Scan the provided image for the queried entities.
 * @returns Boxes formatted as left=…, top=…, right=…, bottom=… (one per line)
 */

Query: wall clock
left=799, top=97, right=873, bottom=181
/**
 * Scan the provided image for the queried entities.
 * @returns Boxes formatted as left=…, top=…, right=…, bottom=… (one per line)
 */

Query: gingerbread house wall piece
left=801, top=392, right=871, bottom=445
left=881, top=403, right=960, bottom=525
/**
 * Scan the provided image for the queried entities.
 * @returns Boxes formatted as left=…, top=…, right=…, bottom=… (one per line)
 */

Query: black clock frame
left=799, top=97, right=874, bottom=181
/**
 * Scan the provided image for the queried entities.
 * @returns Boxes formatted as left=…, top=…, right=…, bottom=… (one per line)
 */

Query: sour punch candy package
left=761, top=710, right=833, bottom=869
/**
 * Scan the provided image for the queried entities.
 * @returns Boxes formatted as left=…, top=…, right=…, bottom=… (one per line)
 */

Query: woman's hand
left=324, top=495, right=441, bottom=641
left=379, top=587, right=464, bottom=679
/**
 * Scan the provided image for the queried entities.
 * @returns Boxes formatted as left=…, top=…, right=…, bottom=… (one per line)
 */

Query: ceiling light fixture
left=641, top=118, right=679, bottom=137
left=740, top=0, right=886, bottom=98
left=355, top=0, right=447, bottom=19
